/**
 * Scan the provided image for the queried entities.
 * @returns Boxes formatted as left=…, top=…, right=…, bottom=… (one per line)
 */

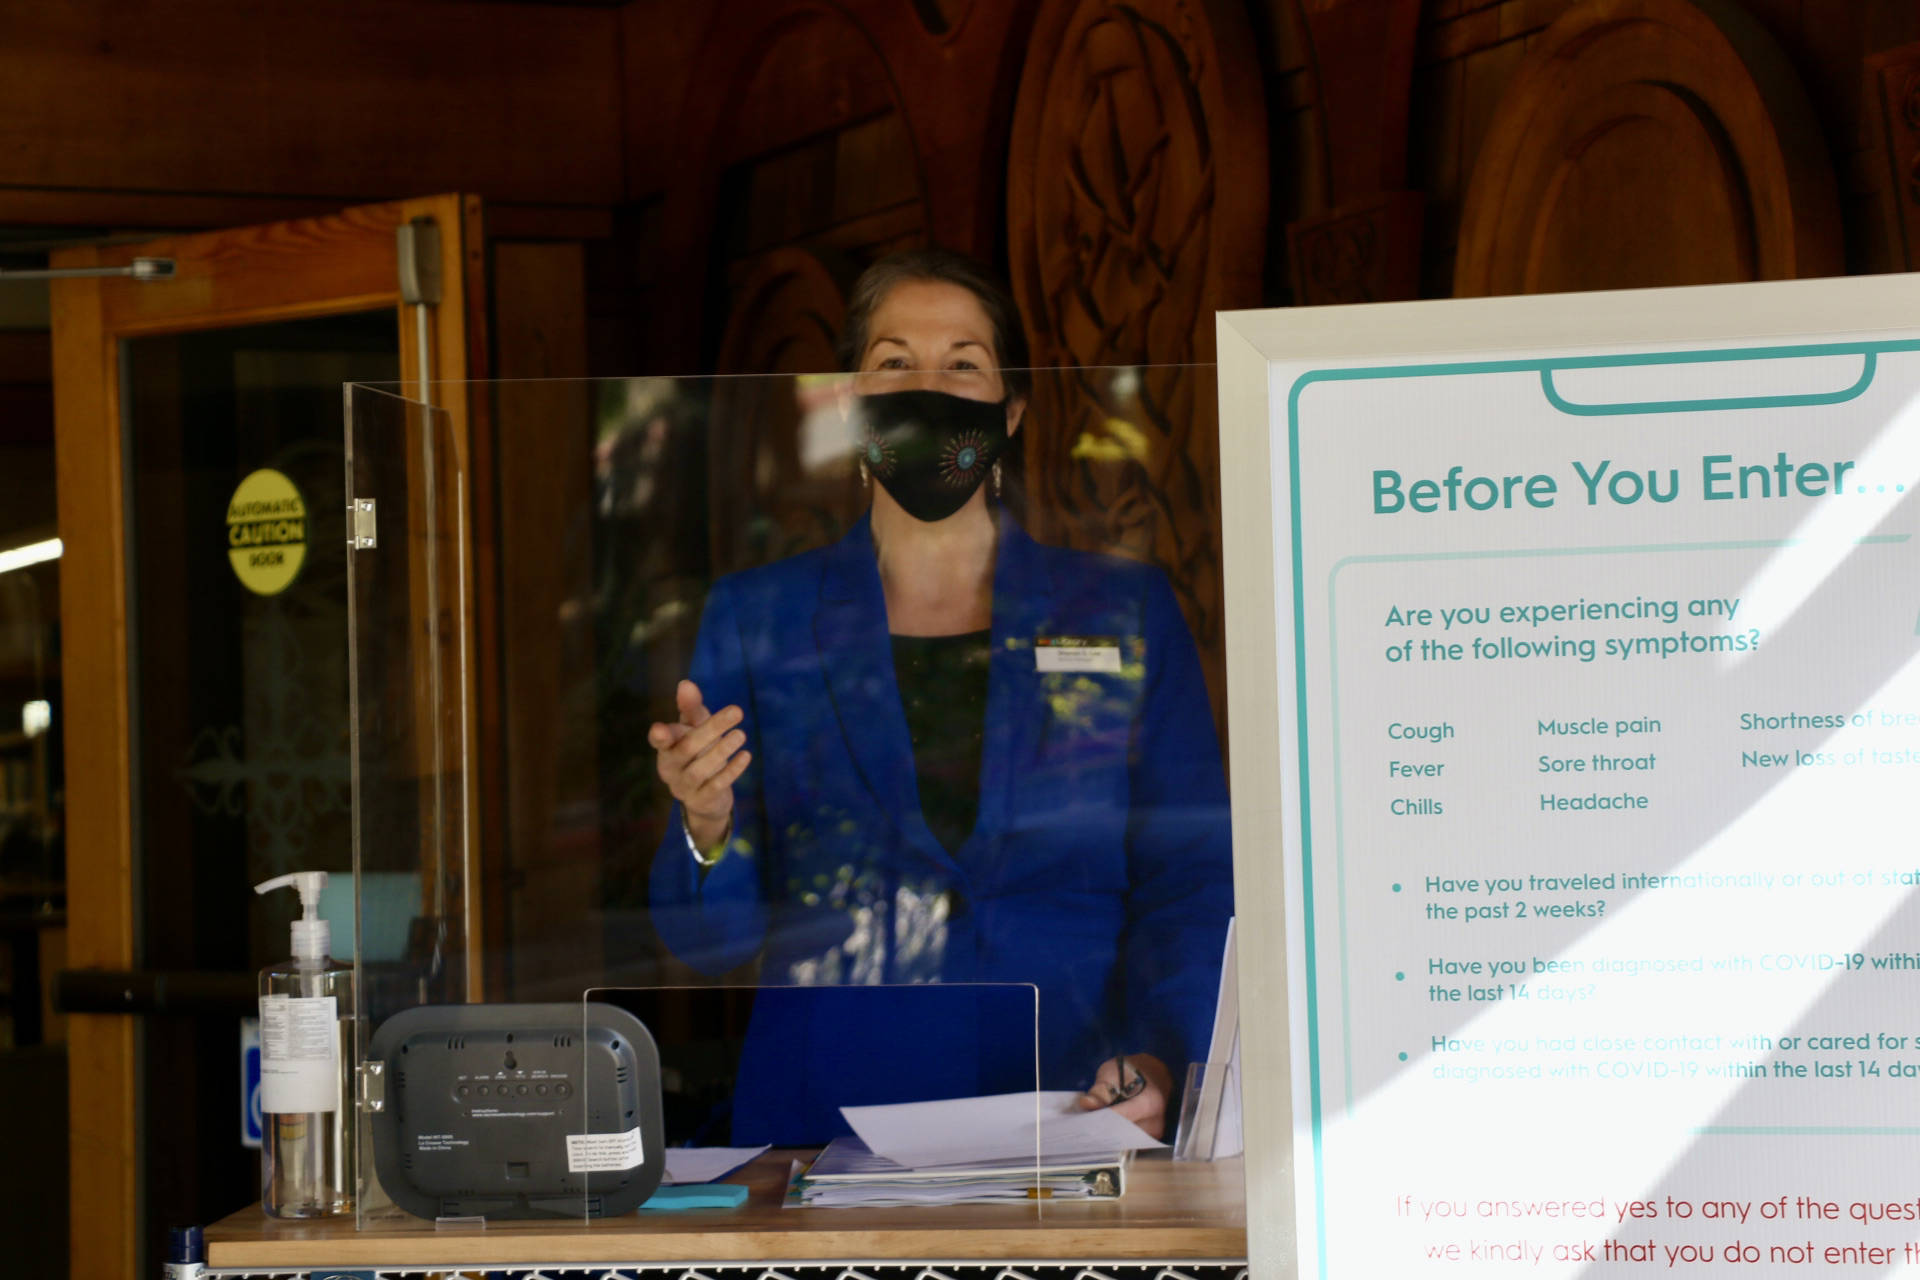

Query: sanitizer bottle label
left=259, top=994, right=339, bottom=1113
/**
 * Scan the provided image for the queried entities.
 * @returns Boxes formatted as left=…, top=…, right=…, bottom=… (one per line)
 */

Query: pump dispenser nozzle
left=255, top=871, right=331, bottom=965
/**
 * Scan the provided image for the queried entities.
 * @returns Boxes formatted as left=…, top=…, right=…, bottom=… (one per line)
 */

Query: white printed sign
left=1220, top=276, right=1920, bottom=1278
left=566, top=1126, right=644, bottom=1173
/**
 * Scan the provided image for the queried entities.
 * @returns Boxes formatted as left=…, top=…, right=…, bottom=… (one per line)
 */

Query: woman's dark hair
left=836, top=248, right=1033, bottom=403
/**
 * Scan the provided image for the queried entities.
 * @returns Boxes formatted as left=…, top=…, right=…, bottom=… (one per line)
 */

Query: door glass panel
left=121, top=312, right=397, bottom=1260
left=0, top=320, right=62, bottom=1274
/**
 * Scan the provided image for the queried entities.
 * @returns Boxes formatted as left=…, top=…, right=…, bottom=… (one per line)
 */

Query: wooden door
left=49, top=195, right=485, bottom=1279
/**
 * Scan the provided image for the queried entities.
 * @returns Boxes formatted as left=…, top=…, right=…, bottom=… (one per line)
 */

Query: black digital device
left=367, top=1002, right=665, bottom=1219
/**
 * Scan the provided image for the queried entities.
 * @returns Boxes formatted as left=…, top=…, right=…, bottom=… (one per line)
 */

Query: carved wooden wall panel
left=650, top=3, right=920, bottom=372
left=709, top=248, right=859, bottom=576
left=1870, top=41, right=1920, bottom=272
left=909, top=0, right=978, bottom=39
left=1284, top=0, right=1426, bottom=304
left=648, top=0, right=1038, bottom=371
left=1288, top=188, right=1424, bottom=303
left=1006, top=0, right=1268, bottom=734
left=1454, top=0, right=1842, bottom=296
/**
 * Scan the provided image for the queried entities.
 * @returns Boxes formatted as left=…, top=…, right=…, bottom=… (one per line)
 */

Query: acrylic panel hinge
left=358, top=1059, right=385, bottom=1112
left=350, top=498, right=377, bottom=550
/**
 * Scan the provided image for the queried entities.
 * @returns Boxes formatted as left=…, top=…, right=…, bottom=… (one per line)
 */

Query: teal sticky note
left=638, top=1183, right=751, bottom=1212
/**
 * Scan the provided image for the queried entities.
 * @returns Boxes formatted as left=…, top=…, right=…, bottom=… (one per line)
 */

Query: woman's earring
left=859, top=458, right=870, bottom=488
left=992, top=460, right=1002, bottom=498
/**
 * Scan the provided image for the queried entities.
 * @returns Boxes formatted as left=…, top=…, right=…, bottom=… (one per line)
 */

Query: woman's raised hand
left=648, top=679, right=751, bottom=853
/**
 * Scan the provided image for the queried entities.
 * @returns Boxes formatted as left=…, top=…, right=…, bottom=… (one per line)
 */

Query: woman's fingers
left=650, top=681, right=749, bottom=848
left=650, top=722, right=693, bottom=781
left=652, top=680, right=713, bottom=756
left=1108, top=1089, right=1166, bottom=1137
left=1074, top=1054, right=1172, bottom=1138
left=691, top=750, right=752, bottom=809
left=683, top=730, right=747, bottom=787
left=652, top=696, right=750, bottom=813
left=676, top=679, right=709, bottom=724
left=1079, top=1057, right=1124, bottom=1105
left=666, top=704, right=742, bottom=768
left=647, top=720, right=690, bottom=750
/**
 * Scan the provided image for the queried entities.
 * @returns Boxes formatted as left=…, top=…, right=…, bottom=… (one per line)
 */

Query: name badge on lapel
left=1034, top=635, right=1122, bottom=673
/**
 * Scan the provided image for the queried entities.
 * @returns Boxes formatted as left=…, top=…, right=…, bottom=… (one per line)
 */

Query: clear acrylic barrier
left=345, top=383, right=472, bottom=1227
left=1173, top=1060, right=1240, bottom=1162
left=345, top=367, right=1239, bottom=1233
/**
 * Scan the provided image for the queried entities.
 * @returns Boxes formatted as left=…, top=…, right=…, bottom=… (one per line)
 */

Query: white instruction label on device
left=566, top=1126, right=645, bottom=1173
left=258, top=994, right=339, bottom=1114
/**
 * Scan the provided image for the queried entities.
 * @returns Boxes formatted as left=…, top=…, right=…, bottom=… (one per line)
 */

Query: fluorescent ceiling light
left=0, top=537, right=61, bottom=576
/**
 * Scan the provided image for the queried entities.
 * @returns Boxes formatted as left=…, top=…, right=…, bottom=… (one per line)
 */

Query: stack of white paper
left=788, top=1091, right=1164, bottom=1209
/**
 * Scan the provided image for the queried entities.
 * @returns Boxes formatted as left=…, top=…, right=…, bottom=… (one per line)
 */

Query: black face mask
left=856, top=389, right=1011, bottom=524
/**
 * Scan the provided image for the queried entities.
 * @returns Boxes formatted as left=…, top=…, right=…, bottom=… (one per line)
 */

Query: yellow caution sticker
left=225, top=469, right=308, bottom=596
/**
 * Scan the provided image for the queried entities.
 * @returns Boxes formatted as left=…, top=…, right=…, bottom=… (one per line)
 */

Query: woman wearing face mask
left=647, top=249, right=1232, bottom=1146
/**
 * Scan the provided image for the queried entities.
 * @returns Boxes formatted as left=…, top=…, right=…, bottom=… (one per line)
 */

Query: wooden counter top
left=206, top=1151, right=1247, bottom=1267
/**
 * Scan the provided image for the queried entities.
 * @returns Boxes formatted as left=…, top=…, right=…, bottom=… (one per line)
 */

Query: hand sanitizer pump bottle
left=254, top=871, right=355, bottom=1218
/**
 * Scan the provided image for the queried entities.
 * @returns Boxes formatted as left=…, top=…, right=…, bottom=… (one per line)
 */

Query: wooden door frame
left=49, top=194, right=488, bottom=1279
